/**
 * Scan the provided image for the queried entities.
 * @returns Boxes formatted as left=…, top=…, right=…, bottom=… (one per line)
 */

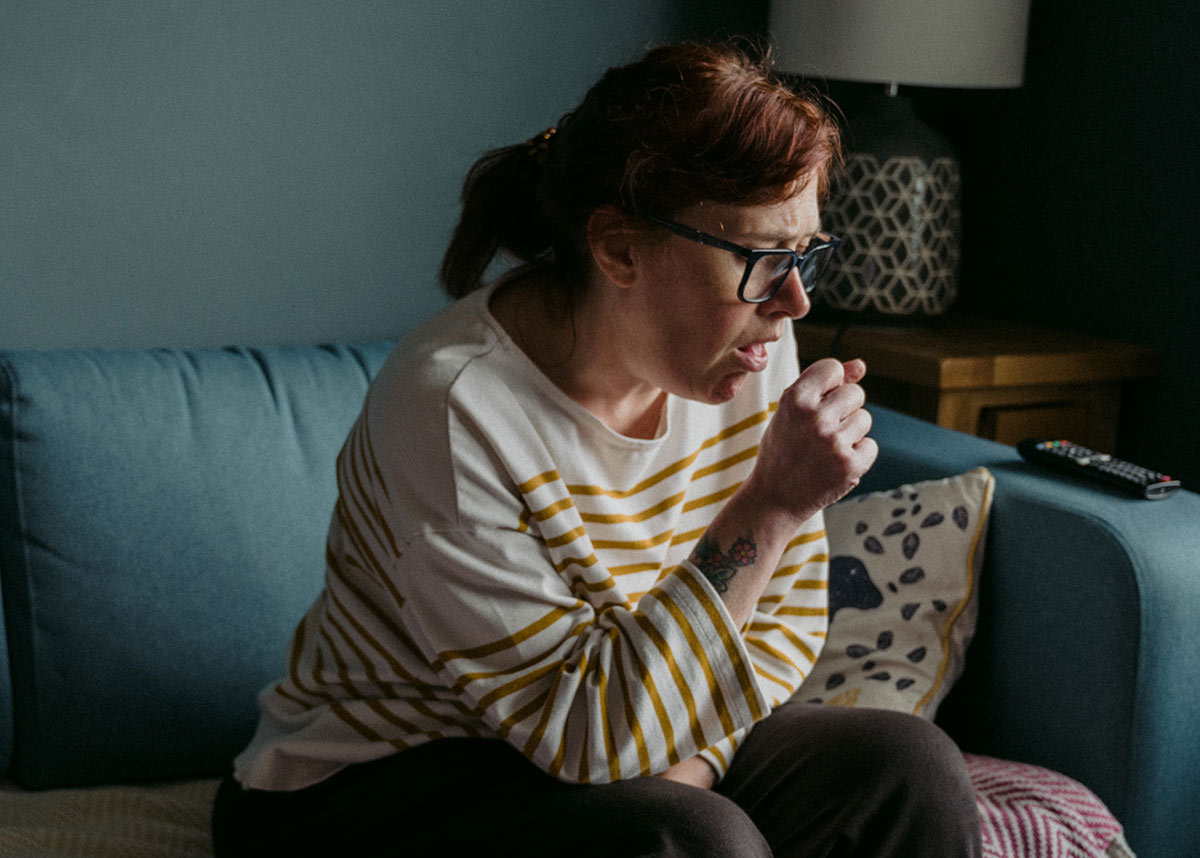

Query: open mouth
left=736, top=341, right=770, bottom=371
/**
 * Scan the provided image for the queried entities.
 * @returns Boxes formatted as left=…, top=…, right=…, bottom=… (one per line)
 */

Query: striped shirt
left=233, top=284, right=829, bottom=791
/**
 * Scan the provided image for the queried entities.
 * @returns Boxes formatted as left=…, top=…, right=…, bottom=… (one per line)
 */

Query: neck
left=491, top=271, right=667, bottom=439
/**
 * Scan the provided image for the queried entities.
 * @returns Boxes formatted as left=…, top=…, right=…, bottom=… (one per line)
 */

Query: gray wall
left=1, top=1, right=743, bottom=349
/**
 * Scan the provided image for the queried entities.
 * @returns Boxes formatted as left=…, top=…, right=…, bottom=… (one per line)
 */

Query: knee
left=850, top=711, right=981, bottom=852
left=838, top=710, right=973, bottom=800
left=626, top=782, right=771, bottom=858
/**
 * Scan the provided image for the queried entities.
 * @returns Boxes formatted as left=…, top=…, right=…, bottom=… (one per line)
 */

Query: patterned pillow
left=967, top=754, right=1134, bottom=858
left=796, top=467, right=994, bottom=718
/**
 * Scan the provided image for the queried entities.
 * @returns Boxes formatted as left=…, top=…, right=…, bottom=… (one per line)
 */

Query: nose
left=762, top=266, right=812, bottom=320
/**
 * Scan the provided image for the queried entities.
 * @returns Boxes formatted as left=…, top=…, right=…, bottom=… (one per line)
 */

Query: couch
left=0, top=342, right=1197, bottom=857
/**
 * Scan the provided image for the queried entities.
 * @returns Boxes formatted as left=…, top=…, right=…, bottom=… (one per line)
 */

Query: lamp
left=770, top=0, right=1031, bottom=318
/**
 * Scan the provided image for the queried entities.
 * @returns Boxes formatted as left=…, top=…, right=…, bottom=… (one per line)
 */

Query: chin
left=704, top=373, right=748, bottom=404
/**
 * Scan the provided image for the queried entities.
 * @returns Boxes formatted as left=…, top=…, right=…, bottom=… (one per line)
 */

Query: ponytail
left=439, top=137, right=556, bottom=299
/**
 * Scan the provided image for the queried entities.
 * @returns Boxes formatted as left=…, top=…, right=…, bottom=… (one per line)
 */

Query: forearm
left=694, top=357, right=874, bottom=628
left=688, top=480, right=812, bottom=629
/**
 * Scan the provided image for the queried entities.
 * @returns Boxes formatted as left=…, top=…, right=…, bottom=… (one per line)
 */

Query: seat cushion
left=0, top=343, right=392, bottom=787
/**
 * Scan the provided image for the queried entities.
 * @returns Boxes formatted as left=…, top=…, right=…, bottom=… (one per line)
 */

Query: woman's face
left=621, top=179, right=821, bottom=405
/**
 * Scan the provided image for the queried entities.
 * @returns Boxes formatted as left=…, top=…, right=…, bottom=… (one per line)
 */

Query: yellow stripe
left=521, top=655, right=576, bottom=762
left=691, top=446, right=758, bottom=481
left=592, top=528, right=677, bottom=552
left=610, top=561, right=661, bottom=577
left=787, top=528, right=827, bottom=548
left=517, top=469, right=561, bottom=494
left=564, top=571, right=623, bottom=597
left=775, top=606, right=828, bottom=618
left=626, top=634, right=681, bottom=767
left=500, top=684, right=552, bottom=739
left=326, top=586, right=426, bottom=686
left=450, top=623, right=586, bottom=696
left=632, top=612, right=707, bottom=753
left=546, top=524, right=587, bottom=548
left=362, top=696, right=425, bottom=737
left=556, top=553, right=599, bottom=574
left=548, top=651, right=590, bottom=778
left=758, top=578, right=827, bottom=608
left=323, top=610, right=391, bottom=697
left=747, top=636, right=805, bottom=676
left=788, top=578, right=828, bottom=590
left=681, top=482, right=739, bottom=514
left=316, top=626, right=370, bottom=697
left=748, top=617, right=819, bottom=665
left=595, top=659, right=621, bottom=783
left=558, top=406, right=775, bottom=500
left=752, top=662, right=798, bottom=693
left=614, top=647, right=651, bottom=775
left=280, top=615, right=326, bottom=708
left=326, top=545, right=411, bottom=649
left=706, top=743, right=728, bottom=771
left=770, top=552, right=830, bottom=580
left=527, top=442, right=759, bottom=530
left=344, top=417, right=401, bottom=558
left=474, top=659, right=561, bottom=713
left=671, top=567, right=765, bottom=721
left=329, top=702, right=401, bottom=747
left=530, top=496, right=576, bottom=522
left=669, top=525, right=708, bottom=547
left=657, top=591, right=736, bottom=737
left=580, top=491, right=686, bottom=524
left=435, top=602, right=581, bottom=667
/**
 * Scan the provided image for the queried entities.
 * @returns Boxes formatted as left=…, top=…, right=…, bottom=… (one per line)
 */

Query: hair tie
left=525, top=127, right=557, bottom=165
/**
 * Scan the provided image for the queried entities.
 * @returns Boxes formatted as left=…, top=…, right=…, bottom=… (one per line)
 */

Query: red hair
left=441, top=41, right=842, bottom=298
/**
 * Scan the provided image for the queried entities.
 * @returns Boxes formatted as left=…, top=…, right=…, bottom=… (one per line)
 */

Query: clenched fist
left=743, top=357, right=877, bottom=529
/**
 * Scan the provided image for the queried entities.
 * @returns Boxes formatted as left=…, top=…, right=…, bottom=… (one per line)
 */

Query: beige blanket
left=0, top=779, right=217, bottom=858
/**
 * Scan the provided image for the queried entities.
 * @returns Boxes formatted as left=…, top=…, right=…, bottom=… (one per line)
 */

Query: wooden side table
left=794, top=315, right=1162, bottom=451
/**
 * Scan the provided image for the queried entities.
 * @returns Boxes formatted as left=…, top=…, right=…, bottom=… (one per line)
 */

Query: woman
left=213, top=41, right=981, bottom=857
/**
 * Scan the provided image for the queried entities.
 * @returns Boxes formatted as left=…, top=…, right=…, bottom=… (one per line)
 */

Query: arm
left=657, top=358, right=875, bottom=788
left=689, top=358, right=876, bottom=629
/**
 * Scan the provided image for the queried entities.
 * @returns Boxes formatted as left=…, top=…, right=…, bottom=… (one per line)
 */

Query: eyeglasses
left=640, top=213, right=842, bottom=304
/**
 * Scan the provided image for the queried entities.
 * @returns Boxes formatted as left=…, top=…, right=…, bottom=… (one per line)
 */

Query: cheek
left=635, top=249, right=749, bottom=366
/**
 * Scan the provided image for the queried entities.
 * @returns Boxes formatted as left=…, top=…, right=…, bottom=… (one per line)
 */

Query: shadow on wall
left=0, top=0, right=757, bottom=350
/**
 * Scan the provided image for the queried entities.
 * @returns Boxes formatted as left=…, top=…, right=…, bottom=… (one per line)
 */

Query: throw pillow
left=796, top=466, right=994, bottom=719
left=967, top=754, right=1135, bottom=858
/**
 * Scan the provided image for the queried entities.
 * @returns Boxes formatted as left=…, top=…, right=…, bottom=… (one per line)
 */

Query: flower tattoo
left=693, top=534, right=758, bottom=593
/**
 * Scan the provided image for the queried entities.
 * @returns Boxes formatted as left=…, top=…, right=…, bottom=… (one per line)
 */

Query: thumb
left=841, top=358, right=867, bottom=384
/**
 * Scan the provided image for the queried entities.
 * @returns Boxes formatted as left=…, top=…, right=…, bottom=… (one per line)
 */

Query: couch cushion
left=796, top=467, right=995, bottom=718
left=0, top=342, right=393, bottom=788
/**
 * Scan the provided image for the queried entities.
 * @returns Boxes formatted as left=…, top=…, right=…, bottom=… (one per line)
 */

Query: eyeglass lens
left=742, top=247, right=834, bottom=301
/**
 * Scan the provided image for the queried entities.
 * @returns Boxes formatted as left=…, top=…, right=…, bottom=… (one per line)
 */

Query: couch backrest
left=0, top=342, right=393, bottom=788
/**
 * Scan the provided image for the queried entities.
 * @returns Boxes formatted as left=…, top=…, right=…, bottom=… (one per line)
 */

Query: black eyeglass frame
left=639, top=213, right=842, bottom=303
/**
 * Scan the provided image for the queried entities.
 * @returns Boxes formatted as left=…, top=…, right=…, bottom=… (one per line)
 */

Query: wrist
left=730, top=474, right=815, bottom=544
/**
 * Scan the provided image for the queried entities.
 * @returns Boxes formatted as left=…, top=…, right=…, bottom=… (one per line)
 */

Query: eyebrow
left=741, top=229, right=820, bottom=249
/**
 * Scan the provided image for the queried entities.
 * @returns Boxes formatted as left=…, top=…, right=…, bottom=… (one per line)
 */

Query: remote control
left=1017, top=438, right=1181, bottom=500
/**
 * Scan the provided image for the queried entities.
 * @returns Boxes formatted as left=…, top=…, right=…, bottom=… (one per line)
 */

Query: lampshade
left=770, top=0, right=1031, bottom=89
left=769, top=0, right=1031, bottom=318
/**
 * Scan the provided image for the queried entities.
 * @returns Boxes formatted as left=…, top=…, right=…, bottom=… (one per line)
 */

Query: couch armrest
left=863, top=405, right=1200, bottom=858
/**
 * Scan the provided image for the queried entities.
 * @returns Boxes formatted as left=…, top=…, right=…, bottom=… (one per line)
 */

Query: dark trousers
left=212, top=703, right=982, bottom=857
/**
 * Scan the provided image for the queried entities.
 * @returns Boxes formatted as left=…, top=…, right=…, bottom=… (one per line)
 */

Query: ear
left=586, top=206, right=646, bottom=289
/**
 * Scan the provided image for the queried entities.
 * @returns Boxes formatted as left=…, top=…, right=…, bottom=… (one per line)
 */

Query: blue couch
left=0, top=342, right=1197, bottom=857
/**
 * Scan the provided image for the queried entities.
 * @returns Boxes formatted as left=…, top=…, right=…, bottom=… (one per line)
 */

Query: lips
left=735, top=341, right=771, bottom=372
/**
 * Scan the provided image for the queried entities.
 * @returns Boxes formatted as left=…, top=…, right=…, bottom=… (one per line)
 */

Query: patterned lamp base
left=816, top=95, right=962, bottom=317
